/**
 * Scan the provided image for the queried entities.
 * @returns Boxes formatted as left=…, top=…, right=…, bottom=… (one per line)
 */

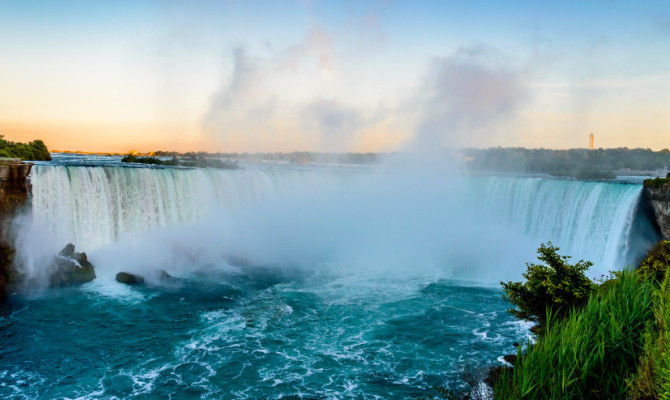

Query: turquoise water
left=0, top=268, right=528, bottom=399
left=5, top=155, right=656, bottom=399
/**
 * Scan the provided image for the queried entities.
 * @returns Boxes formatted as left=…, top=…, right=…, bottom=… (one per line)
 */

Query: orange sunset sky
left=1, top=1, right=669, bottom=153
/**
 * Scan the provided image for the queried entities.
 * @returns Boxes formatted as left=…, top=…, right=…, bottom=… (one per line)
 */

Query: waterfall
left=27, top=165, right=327, bottom=250
left=24, top=165, right=657, bottom=277
left=469, top=176, right=656, bottom=271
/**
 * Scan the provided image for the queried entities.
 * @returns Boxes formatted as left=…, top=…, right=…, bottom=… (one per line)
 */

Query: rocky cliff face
left=0, top=159, right=32, bottom=297
left=643, top=179, right=670, bottom=241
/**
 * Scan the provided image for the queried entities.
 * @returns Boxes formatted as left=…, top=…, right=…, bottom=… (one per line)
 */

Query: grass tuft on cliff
left=495, top=271, right=655, bottom=400
left=493, top=242, right=670, bottom=400
left=628, top=269, right=670, bottom=400
left=0, top=135, right=51, bottom=161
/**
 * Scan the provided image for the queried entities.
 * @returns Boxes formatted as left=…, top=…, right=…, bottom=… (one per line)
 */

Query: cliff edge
left=0, top=158, right=32, bottom=297
left=643, top=176, right=670, bottom=241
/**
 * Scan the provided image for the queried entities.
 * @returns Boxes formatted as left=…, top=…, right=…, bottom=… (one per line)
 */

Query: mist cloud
left=202, top=28, right=376, bottom=152
left=411, top=46, right=529, bottom=151
left=203, top=37, right=530, bottom=153
left=300, top=100, right=365, bottom=152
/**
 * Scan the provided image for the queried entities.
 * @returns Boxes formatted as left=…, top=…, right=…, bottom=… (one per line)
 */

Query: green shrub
left=501, top=243, right=594, bottom=331
left=121, top=154, right=163, bottom=165
left=637, top=241, right=670, bottom=284
left=643, top=174, right=670, bottom=188
left=495, top=272, right=655, bottom=400
left=0, top=135, right=50, bottom=161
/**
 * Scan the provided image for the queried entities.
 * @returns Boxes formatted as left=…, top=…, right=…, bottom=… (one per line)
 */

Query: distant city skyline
left=1, top=0, right=669, bottom=152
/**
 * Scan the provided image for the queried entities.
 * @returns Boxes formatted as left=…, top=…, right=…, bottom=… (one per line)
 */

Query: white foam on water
left=16, top=162, right=651, bottom=293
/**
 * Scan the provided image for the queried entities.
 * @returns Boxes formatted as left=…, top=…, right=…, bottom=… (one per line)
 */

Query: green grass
left=494, top=271, right=655, bottom=400
left=628, top=270, right=670, bottom=399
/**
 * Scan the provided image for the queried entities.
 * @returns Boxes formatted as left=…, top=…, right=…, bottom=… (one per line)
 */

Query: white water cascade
left=22, top=164, right=655, bottom=279
left=27, top=165, right=330, bottom=250
left=469, top=176, right=649, bottom=271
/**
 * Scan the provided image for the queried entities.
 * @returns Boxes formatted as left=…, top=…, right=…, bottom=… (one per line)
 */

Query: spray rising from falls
left=27, top=165, right=332, bottom=250
left=21, top=164, right=657, bottom=282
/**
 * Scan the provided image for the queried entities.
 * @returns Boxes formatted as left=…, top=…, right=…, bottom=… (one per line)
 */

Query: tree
left=501, top=243, right=594, bottom=330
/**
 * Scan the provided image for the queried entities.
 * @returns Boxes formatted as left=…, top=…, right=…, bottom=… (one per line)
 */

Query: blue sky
left=1, top=0, right=669, bottom=152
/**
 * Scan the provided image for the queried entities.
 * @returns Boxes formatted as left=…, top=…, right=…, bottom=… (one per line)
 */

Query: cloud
left=202, top=27, right=383, bottom=152
left=203, top=37, right=529, bottom=153
left=277, top=26, right=335, bottom=71
left=410, top=46, right=529, bottom=150
left=300, top=99, right=365, bottom=152
left=205, top=47, right=261, bottom=118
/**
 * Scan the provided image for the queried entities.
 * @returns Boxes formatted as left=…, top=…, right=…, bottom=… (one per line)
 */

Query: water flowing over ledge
left=27, top=165, right=325, bottom=250
left=1, top=162, right=663, bottom=399
left=23, top=164, right=659, bottom=277
left=470, top=176, right=658, bottom=272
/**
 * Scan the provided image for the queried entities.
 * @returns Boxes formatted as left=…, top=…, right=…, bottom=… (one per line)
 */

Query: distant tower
left=589, top=133, right=594, bottom=150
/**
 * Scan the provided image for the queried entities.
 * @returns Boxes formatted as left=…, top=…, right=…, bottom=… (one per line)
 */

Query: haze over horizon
left=1, top=0, right=669, bottom=153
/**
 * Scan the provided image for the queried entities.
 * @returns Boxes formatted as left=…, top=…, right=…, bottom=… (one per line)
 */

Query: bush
left=501, top=243, right=594, bottom=331
left=0, top=135, right=50, bottom=161
left=643, top=174, right=670, bottom=188
left=495, top=272, right=655, bottom=400
left=637, top=241, right=670, bottom=284
left=121, top=154, right=164, bottom=165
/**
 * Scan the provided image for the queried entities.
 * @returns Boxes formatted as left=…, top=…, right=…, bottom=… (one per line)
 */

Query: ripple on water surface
left=0, top=270, right=530, bottom=399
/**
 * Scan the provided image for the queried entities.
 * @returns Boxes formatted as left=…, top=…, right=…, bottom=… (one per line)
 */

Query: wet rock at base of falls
left=158, top=269, right=172, bottom=281
left=49, top=243, right=96, bottom=287
left=116, top=272, right=145, bottom=285
left=59, top=243, right=75, bottom=258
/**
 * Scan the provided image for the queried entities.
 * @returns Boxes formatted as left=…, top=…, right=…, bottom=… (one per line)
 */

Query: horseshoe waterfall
left=0, top=159, right=660, bottom=400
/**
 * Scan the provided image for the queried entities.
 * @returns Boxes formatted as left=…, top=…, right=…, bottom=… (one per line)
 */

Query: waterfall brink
left=24, top=165, right=657, bottom=279
left=470, top=176, right=657, bottom=271
left=28, top=165, right=322, bottom=250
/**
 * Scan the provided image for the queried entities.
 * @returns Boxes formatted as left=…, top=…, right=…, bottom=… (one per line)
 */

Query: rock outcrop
left=643, top=176, right=670, bottom=241
left=116, top=272, right=145, bottom=285
left=0, top=159, right=32, bottom=297
left=49, top=243, right=96, bottom=287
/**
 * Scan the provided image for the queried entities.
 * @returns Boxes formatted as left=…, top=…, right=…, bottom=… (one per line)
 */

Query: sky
left=1, top=0, right=669, bottom=153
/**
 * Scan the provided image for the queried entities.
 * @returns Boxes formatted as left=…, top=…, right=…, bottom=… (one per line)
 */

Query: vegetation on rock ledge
left=122, top=153, right=238, bottom=169
left=492, top=241, right=670, bottom=400
left=465, top=147, right=670, bottom=179
left=500, top=243, right=594, bottom=333
left=0, top=135, right=50, bottom=161
left=644, top=173, right=670, bottom=189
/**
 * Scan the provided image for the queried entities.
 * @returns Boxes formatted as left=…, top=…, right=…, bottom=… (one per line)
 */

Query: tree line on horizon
left=0, top=135, right=51, bottom=161
left=465, top=147, right=670, bottom=179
